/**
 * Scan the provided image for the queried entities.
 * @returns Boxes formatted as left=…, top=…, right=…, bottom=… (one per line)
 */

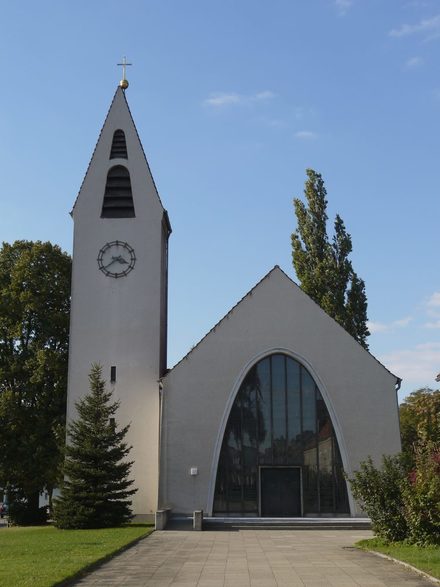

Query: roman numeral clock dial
left=97, top=241, right=136, bottom=278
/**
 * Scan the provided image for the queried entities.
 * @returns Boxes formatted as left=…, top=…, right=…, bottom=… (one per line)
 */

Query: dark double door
left=260, top=467, right=301, bottom=517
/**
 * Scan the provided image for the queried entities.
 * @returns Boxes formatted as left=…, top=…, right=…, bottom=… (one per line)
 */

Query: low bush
left=403, top=443, right=440, bottom=545
left=348, top=454, right=408, bottom=542
left=8, top=501, right=48, bottom=526
left=349, top=444, right=440, bottom=545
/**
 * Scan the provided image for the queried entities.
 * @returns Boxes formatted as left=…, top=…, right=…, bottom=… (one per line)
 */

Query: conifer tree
left=54, top=364, right=137, bottom=529
left=292, top=169, right=369, bottom=349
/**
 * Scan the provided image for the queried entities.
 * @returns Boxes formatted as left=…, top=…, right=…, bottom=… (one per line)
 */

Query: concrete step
left=203, top=517, right=371, bottom=530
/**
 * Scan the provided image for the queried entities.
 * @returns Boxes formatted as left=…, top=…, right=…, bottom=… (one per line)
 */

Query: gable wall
left=160, top=269, right=401, bottom=516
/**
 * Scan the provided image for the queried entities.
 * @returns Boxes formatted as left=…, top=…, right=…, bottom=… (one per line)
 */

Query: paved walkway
left=73, top=529, right=434, bottom=587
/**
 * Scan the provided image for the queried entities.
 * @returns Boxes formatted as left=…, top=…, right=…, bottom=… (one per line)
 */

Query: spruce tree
left=54, top=364, right=137, bottom=528
left=292, top=169, right=369, bottom=349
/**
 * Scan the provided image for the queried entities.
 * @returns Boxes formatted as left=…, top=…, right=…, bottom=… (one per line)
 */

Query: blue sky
left=1, top=0, right=439, bottom=401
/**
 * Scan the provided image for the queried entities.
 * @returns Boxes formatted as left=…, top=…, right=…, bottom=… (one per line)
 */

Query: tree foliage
left=399, top=388, right=440, bottom=460
left=292, top=169, right=369, bottom=348
left=0, top=241, right=71, bottom=523
left=54, top=364, right=137, bottom=529
left=403, top=442, right=440, bottom=545
left=349, top=455, right=408, bottom=542
left=349, top=442, right=440, bottom=545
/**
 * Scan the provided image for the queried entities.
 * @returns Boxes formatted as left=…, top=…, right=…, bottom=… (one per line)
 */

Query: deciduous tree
left=399, top=388, right=440, bottom=459
left=0, top=240, right=71, bottom=523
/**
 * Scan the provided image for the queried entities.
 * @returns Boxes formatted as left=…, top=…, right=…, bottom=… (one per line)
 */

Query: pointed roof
left=71, top=86, right=171, bottom=232
left=166, top=265, right=399, bottom=383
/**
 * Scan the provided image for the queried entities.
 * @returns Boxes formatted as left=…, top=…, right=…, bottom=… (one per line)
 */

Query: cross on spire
left=117, top=57, right=132, bottom=89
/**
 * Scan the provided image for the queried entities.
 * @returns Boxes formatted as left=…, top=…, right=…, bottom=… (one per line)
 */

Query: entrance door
left=260, top=467, right=301, bottom=517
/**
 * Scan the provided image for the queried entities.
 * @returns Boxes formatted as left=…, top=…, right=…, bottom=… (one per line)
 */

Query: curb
left=366, top=549, right=440, bottom=585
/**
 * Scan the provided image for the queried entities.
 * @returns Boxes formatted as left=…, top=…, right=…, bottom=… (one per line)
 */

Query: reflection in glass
left=213, top=353, right=349, bottom=516
left=272, top=354, right=286, bottom=464
left=287, top=359, right=301, bottom=463
left=257, top=359, right=272, bottom=464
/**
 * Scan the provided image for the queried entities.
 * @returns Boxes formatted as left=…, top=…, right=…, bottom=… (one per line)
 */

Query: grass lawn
left=0, top=524, right=153, bottom=587
left=357, top=538, right=440, bottom=580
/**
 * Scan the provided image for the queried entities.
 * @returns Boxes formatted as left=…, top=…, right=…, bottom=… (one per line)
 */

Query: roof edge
left=166, top=266, right=281, bottom=374
left=273, top=266, right=400, bottom=383
left=165, top=265, right=400, bottom=384
left=71, top=86, right=120, bottom=214
left=71, top=85, right=167, bottom=215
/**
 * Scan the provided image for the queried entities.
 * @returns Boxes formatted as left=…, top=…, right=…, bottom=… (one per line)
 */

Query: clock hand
left=115, top=256, right=129, bottom=265
left=103, top=256, right=120, bottom=270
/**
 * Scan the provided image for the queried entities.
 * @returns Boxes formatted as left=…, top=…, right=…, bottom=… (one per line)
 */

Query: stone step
left=203, top=517, right=371, bottom=530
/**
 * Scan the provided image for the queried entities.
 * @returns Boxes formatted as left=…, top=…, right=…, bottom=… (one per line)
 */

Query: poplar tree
left=54, top=364, right=137, bottom=529
left=291, top=169, right=369, bottom=349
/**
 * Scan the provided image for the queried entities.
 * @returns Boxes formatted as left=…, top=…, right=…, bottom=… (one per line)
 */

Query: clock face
left=97, top=241, right=136, bottom=278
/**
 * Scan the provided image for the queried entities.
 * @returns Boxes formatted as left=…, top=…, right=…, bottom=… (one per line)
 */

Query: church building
left=66, top=78, right=402, bottom=521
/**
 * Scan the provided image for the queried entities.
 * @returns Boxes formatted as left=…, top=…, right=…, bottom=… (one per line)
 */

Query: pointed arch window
left=101, top=165, right=135, bottom=218
left=110, top=129, right=128, bottom=159
left=213, top=353, right=349, bottom=516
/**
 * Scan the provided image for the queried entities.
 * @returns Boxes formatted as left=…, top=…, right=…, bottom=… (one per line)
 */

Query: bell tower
left=67, top=76, right=171, bottom=518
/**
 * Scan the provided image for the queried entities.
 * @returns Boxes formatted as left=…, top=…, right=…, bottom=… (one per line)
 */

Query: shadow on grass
left=53, top=527, right=154, bottom=587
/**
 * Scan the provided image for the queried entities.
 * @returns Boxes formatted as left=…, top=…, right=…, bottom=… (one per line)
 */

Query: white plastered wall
left=67, top=87, right=166, bottom=517
left=160, top=267, right=401, bottom=516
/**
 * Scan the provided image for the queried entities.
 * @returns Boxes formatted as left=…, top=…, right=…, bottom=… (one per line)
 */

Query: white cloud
left=335, top=0, right=353, bottom=15
left=405, top=56, right=424, bottom=68
left=389, top=14, right=440, bottom=39
left=367, top=316, right=412, bottom=333
left=295, top=130, right=318, bottom=140
left=424, top=291, right=440, bottom=322
left=258, top=117, right=287, bottom=129
left=254, top=91, right=276, bottom=101
left=368, top=321, right=389, bottom=333
left=204, top=93, right=242, bottom=107
left=204, top=90, right=275, bottom=108
left=405, top=1, right=433, bottom=7
left=381, top=342, right=440, bottom=385
left=427, top=291, right=440, bottom=307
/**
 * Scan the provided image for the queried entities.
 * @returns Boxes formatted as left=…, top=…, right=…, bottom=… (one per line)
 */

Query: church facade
left=67, top=84, right=402, bottom=520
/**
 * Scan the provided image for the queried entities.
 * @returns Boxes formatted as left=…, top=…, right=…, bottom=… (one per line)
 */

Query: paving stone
left=69, top=528, right=436, bottom=586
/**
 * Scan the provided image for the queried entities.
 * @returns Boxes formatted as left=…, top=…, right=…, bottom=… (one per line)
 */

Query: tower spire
left=117, top=56, right=132, bottom=89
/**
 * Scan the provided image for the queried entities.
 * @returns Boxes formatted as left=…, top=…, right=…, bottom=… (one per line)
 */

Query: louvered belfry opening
left=110, top=129, right=128, bottom=159
left=101, top=165, right=135, bottom=218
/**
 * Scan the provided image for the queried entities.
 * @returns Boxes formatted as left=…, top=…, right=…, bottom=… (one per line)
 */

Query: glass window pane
left=286, top=358, right=301, bottom=464
left=316, top=390, right=334, bottom=513
left=226, top=457, right=243, bottom=514
left=241, top=371, right=257, bottom=461
left=213, top=455, right=228, bottom=513
left=213, top=354, right=350, bottom=516
left=243, top=466, right=258, bottom=513
left=302, top=368, right=316, bottom=437
left=302, top=369, right=318, bottom=513
left=334, top=438, right=350, bottom=514
left=226, top=403, right=241, bottom=451
left=271, top=354, right=286, bottom=464
left=257, top=358, right=272, bottom=464
left=303, top=463, right=319, bottom=514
